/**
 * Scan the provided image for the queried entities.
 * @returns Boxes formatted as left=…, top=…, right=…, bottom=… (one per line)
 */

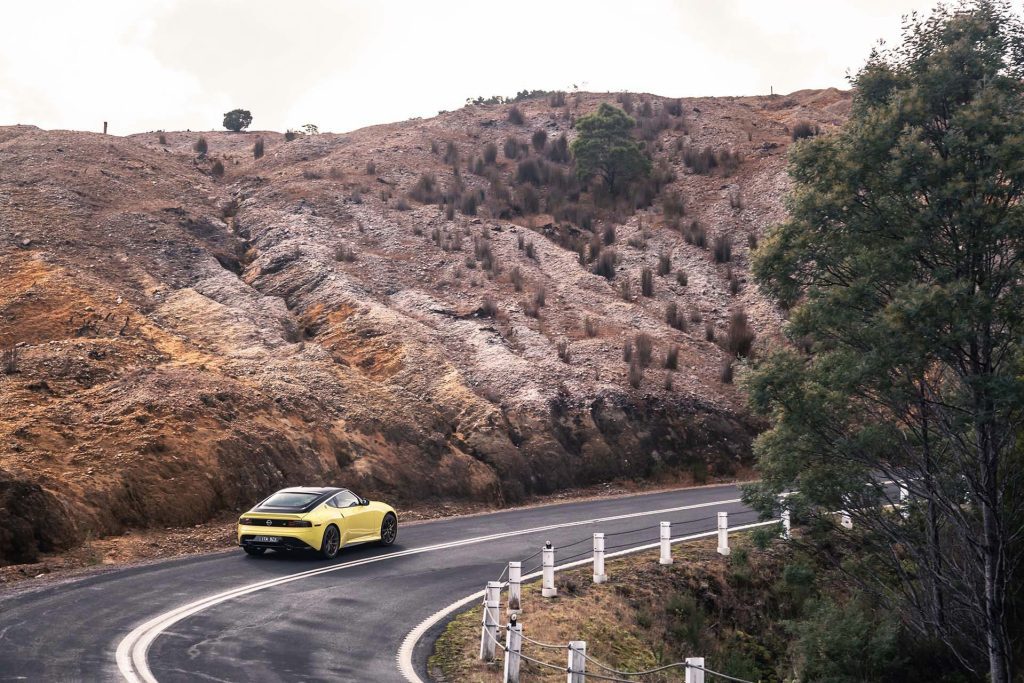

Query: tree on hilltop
left=222, top=109, right=253, bottom=132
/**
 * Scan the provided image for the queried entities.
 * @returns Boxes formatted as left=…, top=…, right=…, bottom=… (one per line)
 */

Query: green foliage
left=747, top=3, right=1024, bottom=675
left=791, top=598, right=903, bottom=682
left=665, top=593, right=704, bottom=648
left=222, top=108, right=252, bottom=132
left=749, top=525, right=777, bottom=550
left=570, top=103, right=650, bottom=195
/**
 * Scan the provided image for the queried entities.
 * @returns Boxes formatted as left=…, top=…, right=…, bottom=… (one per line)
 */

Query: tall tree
left=222, top=109, right=252, bottom=132
left=745, top=3, right=1024, bottom=680
left=570, top=103, right=649, bottom=195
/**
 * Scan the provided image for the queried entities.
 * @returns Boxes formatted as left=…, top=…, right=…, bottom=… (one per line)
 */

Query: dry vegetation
left=0, top=88, right=849, bottom=566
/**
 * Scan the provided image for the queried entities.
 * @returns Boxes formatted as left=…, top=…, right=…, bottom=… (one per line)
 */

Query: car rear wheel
left=320, top=525, right=341, bottom=559
left=243, top=546, right=266, bottom=556
left=379, top=513, right=398, bottom=546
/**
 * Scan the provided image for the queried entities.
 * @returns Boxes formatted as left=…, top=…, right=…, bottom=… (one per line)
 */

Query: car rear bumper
left=237, top=526, right=321, bottom=551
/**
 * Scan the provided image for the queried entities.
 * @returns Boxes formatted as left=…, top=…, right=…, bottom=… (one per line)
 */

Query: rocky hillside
left=0, top=89, right=850, bottom=564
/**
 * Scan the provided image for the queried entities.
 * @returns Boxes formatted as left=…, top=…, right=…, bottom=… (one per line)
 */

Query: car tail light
left=238, top=518, right=311, bottom=527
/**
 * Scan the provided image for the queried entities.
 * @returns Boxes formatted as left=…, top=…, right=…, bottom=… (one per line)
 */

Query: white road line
left=115, top=494, right=744, bottom=682
left=395, top=519, right=780, bottom=683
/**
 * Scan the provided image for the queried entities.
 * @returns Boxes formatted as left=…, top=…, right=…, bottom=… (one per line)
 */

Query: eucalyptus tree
left=745, top=3, right=1024, bottom=680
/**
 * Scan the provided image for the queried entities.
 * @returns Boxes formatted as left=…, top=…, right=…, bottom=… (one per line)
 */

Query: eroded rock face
left=0, top=90, right=850, bottom=564
left=0, top=469, right=77, bottom=564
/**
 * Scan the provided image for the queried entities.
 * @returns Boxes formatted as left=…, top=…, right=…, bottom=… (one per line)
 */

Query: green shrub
left=665, top=593, right=704, bottom=648
left=791, top=599, right=903, bottom=683
left=508, top=105, right=525, bottom=125
left=791, top=120, right=820, bottom=141
left=409, top=173, right=440, bottom=203
left=516, top=158, right=545, bottom=186
left=684, top=221, right=706, bottom=248
left=640, top=267, right=653, bottom=296
left=504, top=136, right=522, bottom=160
left=483, top=142, right=498, bottom=164
left=657, top=252, right=671, bottom=275
left=193, top=136, right=208, bottom=155
left=444, top=141, right=459, bottom=165
left=531, top=129, right=547, bottom=151
left=635, top=332, right=653, bottom=366
left=665, top=344, right=679, bottom=369
left=546, top=134, right=570, bottom=163
left=724, top=309, right=754, bottom=357
left=253, top=137, right=264, bottom=159
left=713, top=234, right=733, bottom=263
left=593, top=249, right=616, bottom=279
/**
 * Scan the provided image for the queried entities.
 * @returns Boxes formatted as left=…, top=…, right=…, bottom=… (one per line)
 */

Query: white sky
left=1, top=0, right=943, bottom=136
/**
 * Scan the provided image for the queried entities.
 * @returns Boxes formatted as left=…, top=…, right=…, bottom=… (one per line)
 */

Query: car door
left=328, top=490, right=371, bottom=540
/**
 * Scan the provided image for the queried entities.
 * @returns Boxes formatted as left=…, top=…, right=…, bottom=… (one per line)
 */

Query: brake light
left=237, top=518, right=311, bottom=527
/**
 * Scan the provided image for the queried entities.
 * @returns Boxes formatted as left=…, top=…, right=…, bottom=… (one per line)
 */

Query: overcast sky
left=1, top=0, right=942, bottom=136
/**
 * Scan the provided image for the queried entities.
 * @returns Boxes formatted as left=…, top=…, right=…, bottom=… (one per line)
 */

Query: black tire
left=319, top=524, right=341, bottom=559
left=379, top=513, right=398, bottom=546
left=243, top=546, right=266, bottom=556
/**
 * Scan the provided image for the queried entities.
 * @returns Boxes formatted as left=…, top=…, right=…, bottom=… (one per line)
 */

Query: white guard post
left=479, top=581, right=502, bottom=661
left=899, top=483, right=910, bottom=517
left=541, top=541, right=557, bottom=597
left=781, top=507, right=791, bottom=540
left=503, top=614, right=522, bottom=683
left=840, top=511, right=853, bottom=529
left=685, top=656, right=705, bottom=683
left=507, top=561, right=522, bottom=616
left=659, top=521, right=673, bottom=565
left=717, top=511, right=730, bottom=556
left=567, top=641, right=586, bottom=683
left=593, top=533, right=607, bottom=583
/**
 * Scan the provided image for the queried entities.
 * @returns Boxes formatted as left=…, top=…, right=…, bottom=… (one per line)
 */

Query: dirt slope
left=0, top=89, right=850, bottom=564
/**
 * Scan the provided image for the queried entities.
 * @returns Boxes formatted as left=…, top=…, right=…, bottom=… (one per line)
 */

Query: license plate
left=252, top=536, right=280, bottom=543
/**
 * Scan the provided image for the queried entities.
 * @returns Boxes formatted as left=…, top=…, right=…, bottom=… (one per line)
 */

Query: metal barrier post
left=781, top=508, right=791, bottom=540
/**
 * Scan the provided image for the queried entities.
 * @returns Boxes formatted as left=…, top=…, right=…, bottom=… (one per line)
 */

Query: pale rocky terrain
left=0, top=89, right=850, bottom=565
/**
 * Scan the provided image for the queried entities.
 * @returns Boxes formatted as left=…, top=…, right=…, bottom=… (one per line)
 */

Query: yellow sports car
left=237, top=487, right=398, bottom=559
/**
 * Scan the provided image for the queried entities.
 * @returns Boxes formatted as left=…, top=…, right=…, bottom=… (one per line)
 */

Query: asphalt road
left=0, top=483, right=758, bottom=683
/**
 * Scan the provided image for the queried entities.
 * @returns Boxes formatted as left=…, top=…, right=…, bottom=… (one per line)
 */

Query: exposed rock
left=0, top=90, right=849, bottom=565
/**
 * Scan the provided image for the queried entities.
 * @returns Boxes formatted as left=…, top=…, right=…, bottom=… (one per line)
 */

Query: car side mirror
left=360, top=498, right=369, bottom=506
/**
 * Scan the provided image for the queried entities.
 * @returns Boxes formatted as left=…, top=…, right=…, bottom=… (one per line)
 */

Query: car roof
left=277, top=487, right=344, bottom=495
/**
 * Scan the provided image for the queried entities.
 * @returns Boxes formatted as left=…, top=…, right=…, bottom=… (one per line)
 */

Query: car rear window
left=261, top=492, right=320, bottom=508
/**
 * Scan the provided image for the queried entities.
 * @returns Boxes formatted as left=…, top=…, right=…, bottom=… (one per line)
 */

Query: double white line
left=115, top=495, right=742, bottom=682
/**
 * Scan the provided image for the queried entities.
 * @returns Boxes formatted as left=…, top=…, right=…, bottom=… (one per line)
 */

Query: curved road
left=0, top=484, right=757, bottom=682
